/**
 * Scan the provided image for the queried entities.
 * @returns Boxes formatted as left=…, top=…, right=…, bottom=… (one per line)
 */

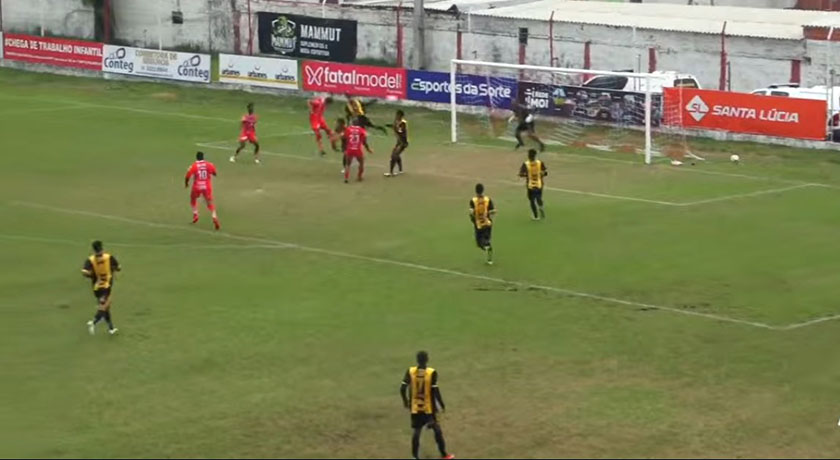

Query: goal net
left=448, top=59, right=694, bottom=165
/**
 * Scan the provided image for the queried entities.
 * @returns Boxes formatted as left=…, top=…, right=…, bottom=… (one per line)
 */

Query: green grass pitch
left=3, top=67, right=840, bottom=458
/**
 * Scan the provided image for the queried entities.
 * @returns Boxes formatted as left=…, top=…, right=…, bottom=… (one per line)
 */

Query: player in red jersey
left=231, top=102, right=260, bottom=164
left=309, top=96, right=335, bottom=156
left=185, top=151, right=220, bottom=230
left=343, top=119, right=373, bottom=183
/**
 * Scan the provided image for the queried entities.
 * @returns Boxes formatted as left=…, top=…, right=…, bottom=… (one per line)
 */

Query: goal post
left=449, top=59, right=659, bottom=165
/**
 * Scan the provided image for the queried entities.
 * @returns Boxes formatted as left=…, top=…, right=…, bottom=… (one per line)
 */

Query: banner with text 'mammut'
left=302, top=61, right=405, bottom=99
left=663, top=88, right=827, bottom=140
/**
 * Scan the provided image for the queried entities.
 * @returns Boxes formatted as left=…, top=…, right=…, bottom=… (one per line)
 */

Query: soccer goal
left=448, top=59, right=694, bottom=165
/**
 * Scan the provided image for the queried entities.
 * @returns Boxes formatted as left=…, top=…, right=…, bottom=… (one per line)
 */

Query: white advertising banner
left=218, top=54, right=298, bottom=90
left=102, top=45, right=210, bottom=83
left=0, top=32, right=4, bottom=60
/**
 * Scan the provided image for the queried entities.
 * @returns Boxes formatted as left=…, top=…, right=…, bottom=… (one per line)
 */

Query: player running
left=82, top=240, right=121, bottom=336
left=400, top=351, right=454, bottom=460
left=469, top=183, right=496, bottom=265
left=344, top=93, right=387, bottom=133
left=185, top=151, right=220, bottom=230
left=519, top=148, right=547, bottom=220
left=384, top=109, right=409, bottom=177
left=309, top=95, right=335, bottom=156
left=511, top=100, right=545, bottom=152
left=343, top=119, right=373, bottom=183
left=231, top=102, right=260, bottom=164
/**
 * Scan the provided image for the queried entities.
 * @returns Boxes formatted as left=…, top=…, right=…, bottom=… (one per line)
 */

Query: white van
left=582, top=70, right=701, bottom=94
left=751, top=84, right=840, bottom=140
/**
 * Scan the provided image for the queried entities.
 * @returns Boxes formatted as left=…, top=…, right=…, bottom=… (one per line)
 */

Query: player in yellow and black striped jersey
left=81, top=240, right=121, bottom=335
left=469, top=183, right=496, bottom=265
left=518, top=149, right=548, bottom=220
left=343, top=94, right=387, bottom=133
left=400, top=351, right=454, bottom=460
left=385, top=110, right=409, bottom=177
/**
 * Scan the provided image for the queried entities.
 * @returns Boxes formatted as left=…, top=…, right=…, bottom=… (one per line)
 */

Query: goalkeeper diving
left=510, top=100, right=545, bottom=152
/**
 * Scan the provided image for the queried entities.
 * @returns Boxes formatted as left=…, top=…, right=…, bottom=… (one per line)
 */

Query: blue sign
left=406, top=70, right=517, bottom=109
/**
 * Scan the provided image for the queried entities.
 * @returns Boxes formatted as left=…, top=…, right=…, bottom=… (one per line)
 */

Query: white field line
left=11, top=201, right=297, bottom=249
left=199, top=141, right=685, bottom=206
left=778, top=313, right=840, bottom=331
left=676, top=183, right=817, bottom=206
left=0, top=105, right=90, bottom=117
left=13, top=200, right=787, bottom=331
left=0, top=233, right=289, bottom=250
left=202, top=140, right=821, bottom=208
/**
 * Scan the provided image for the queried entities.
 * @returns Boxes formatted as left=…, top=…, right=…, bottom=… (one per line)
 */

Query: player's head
left=396, top=109, right=404, bottom=119
left=196, top=151, right=205, bottom=161
left=92, top=240, right=103, bottom=254
left=528, top=148, right=537, bottom=160
left=325, top=96, right=333, bottom=105
left=475, top=183, right=485, bottom=195
left=344, top=92, right=352, bottom=99
left=416, top=350, right=429, bottom=366
left=247, top=102, right=254, bottom=114
left=336, top=118, right=346, bottom=128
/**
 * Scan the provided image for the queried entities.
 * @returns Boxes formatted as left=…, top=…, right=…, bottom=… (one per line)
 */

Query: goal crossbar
left=449, top=59, right=656, bottom=164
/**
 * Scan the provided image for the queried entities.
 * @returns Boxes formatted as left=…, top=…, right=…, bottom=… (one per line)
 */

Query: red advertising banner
left=663, top=88, right=827, bottom=140
left=302, top=61, right=406, bottom=99
left=2, top=34, right=103, bottom=71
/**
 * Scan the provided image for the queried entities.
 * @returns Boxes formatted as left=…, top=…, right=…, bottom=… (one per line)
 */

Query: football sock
left=529, top=199, right=538, bottom=218
left=93, top=310, right=105, bottom=324
left=358, top=164, right=364, bottom=180
left=397, top=158, right=403, bottom=172
left=433, top=426, right=448, bottom=457
left=104, top=311, right=114, bottom=330
left=389, top=158, right=396, bottom=174
left=411, top=429, right=422, bottom=459
left=344, top=166, right=351, bottom=181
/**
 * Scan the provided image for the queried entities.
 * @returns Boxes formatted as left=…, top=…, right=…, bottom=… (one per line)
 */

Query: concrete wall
left=1, top=0, right=94, bottom=39
left=10, top=0, right=836, bottom=93
left=111, top=0, right=234, bottom=51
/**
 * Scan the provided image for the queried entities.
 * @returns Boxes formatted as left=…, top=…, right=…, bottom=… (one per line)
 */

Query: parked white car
left=582, top=70, right=701, bottom=94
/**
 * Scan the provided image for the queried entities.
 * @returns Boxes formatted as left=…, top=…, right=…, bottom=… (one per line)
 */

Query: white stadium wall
left=1, top=0, right=95, bottom=39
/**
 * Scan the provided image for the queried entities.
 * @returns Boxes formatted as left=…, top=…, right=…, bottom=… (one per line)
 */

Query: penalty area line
left=13, top=200, right=789, bottom=331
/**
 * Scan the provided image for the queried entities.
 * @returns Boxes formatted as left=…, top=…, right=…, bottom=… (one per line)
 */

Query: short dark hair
left=416, top=350, right=429, bottom=365
left=475, top=183, right=484, bottom=195
left=247, top=102, right=254, bottom=111
left=325, top=96, right=333, bottom=104
left=92, top=240, right=103, bottom=252
left=528, top=148, right=537, bottom=160
left=396, top=109, right=404, bottom=117
left=196, top=151, right=204, bottom=160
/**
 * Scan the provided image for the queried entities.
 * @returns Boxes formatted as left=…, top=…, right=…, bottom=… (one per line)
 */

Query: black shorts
left=93, top=287, right=111, bottom=302
left=411, top=412, right=438, bottom=429
left=516, top=121, right=535, bottom=133
left=474, top=226, right=492, bottom=249
left=394, top=137, right=408, bottom=151
left=527, top=187, right=543, bottom=201
left=357, top=115, right=373, bottom=128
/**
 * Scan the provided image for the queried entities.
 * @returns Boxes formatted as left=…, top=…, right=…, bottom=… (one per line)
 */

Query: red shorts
left=239, top=131, right=258, bottom=143
left=191, top=188, right=213, bottom=202
left=345, top=150, right=364, bottom=159
left=310, top=117, right=330, bottom=133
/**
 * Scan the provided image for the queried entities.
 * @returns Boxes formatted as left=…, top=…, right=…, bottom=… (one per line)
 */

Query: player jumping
left=309, top=95, right=335, bottom=156
left=345, top=93, right=387, bottom=133
left=82, top=240, right=121, bottom=336
left=519, top=148, right=547, bottom=220
left=384, top=109, right=409, bottom=177
left=400, top=351, right=455, bottom=460
left=231, top=102, right=260, bottom=164
left=469, top=183, right=496, bottom=265
left=511, top=100, right=545, bottom=152
left=343, top=119, right=373, bottom=183
left=185, top=151, right=220, bottom=230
